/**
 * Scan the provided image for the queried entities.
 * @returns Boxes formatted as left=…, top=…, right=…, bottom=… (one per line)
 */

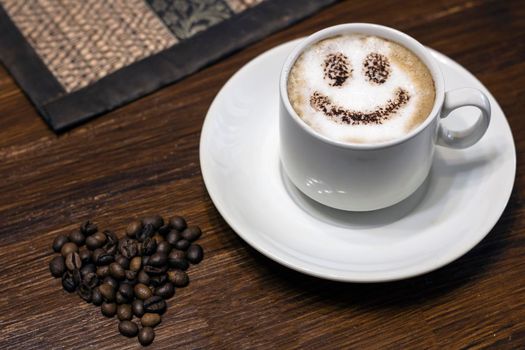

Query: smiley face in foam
left=287, top=34, right=436, bottom=144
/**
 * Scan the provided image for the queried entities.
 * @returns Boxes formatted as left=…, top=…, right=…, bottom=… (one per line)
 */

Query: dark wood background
left=1, top=0, right=524, bottom=348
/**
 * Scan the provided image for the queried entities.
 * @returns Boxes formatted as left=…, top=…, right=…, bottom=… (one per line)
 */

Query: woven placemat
left=0, top=0, right=337, bottom=132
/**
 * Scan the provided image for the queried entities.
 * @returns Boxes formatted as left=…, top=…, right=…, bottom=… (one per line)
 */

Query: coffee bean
left=93, top=248, right=114, bottom=265
left=137, top=270, right=150, bottom=285
left=85, top=236, right=99, bottom=251
left=132, top=299, right=145, bottom=318
left=91, top=231, right=107, bottom=243
left=61, top=242, right=78, bottom=256
left=137, top=223, right=155, bottom=242
left=143, top=296, right=166, bottom=314
left=148, top=252, right=167, bottom=267
left=125, top=270, right=137, bottom=281
left=182, top=226, right=201, bottom=242
left=109, top=262, right=125, bottom=280
left=138, top=327, right=155, bottom=346
left=141, top=313, right=161, bottom=328
left=134, top=283, right=152, bottom=300
left=65, top=252, right=82, bottom=271
left=104, top=230, right=118, bottom=245
left=80, top=265, right=95, bottom=277
left=69, top=231, right=85, bottom=246
left=80, top=221, right=98, bottom=236
left=80, top=264, right=96, bottom=278
left=169, top=216, right=187, bottom=232
left=119, top=283, right=134, bottom=300
left=62, top=271, right=77, bottom=292
left=115, top=255, right=130, bottom=270
left=142, top=215, right=163, bottom=230
left=78, top=248, right=92, bottom=264
left=103, top=276, right=119, bottom=289
left=52, top=235, right=69, bottom=253
left=141, top=238, right=157, bottom=256
left=115, top=291, right=127, bottom=304
left=83, top=272, right=99, bottom=289
left=166, top=230, right=181, bottom=245
left=92, top=287, right=103, bottom=306
left=156, top=241, right=171, bottom=255
left=130, top=256, right=142, bottom=272
left=126, top=220, right=142, bottom=238
left=187, top=244, right=204, bottom=264
left=119, top=238, right=138, bottom=259
left=100, top=254, right=114, bottom=266
left=49, top=256, right=66, bottom=277
left=77, top=283, right=92, bottom=302
left=142, top=255, right=150, bottom=266
left=103, top=230, right=118, bottom=255
left=101, top=302, right=117, bottom=317
left=167, top=270, right=189, bottom=287
left=149, top=274, right=167, bottom=287
left=99, top=283, right=115, bottom=302
left=153, top=234, right=165, bottom=245
left=117, top=304, right=133, bottom=321
left=158, top=221, right=171, bottom=235
left=174, top=239, right=190, bottom=251
left=96, top=265, right=110, bottom=278
left=143, top=265, right=167, bottom=276
left=119, top=320, right=138, bottom=338
left=168, top=250, right=189, bottom=270
left=104, top=242, right=117, bottom=256
left=85, top=232, right=106, bottom=250
left=155, top=282, right=175, bottom=299
left=92, top=249, right=105, bottom=263
left=72, top=269, right=82, bottom=285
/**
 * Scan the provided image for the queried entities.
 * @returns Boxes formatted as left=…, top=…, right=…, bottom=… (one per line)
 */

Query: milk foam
left=287, top=35, right=435, bottom=143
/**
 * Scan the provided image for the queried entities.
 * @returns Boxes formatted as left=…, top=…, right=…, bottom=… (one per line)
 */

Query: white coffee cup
left=279, top=23, right=491, bottom=211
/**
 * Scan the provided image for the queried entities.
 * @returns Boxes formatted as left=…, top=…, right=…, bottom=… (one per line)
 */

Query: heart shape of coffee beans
left=49, top=215, right=203, bottom=347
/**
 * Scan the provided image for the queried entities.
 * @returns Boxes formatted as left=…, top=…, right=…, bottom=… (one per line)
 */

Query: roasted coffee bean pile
left=49, top=215, right=204, bottom=346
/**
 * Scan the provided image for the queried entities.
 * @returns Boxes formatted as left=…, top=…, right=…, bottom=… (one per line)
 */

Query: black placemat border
left=0, top=0, right=338, bottom=132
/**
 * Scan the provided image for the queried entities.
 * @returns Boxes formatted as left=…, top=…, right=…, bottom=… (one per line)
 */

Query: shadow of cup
left=280, top=145, right=500, bottom=230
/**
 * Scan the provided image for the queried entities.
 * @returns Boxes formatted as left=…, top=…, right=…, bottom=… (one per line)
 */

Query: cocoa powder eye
left=363, top=52, right=391, bottom=84
left=323, top=52, right=351, bottom=87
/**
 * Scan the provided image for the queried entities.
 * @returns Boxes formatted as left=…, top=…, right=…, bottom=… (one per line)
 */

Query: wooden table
left=1, top=0, right=524, bottom=348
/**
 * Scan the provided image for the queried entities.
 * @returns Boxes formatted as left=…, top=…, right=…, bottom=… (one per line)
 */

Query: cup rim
left=279, top=23, right=445, bottom=150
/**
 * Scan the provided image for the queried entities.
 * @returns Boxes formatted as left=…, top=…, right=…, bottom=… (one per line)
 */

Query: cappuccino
left=287, top=34, right=435, bottom=143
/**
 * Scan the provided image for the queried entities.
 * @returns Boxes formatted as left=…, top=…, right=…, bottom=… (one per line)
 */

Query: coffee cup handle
left=437, top=87, right=491, bottom=149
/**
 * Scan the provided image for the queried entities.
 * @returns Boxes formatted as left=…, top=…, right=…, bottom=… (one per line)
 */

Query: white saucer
left=199, top=39, right=516, bottom=282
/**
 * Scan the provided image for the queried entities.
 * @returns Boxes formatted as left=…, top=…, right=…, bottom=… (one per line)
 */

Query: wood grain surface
left=1, top=0, right=524, bottom=348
